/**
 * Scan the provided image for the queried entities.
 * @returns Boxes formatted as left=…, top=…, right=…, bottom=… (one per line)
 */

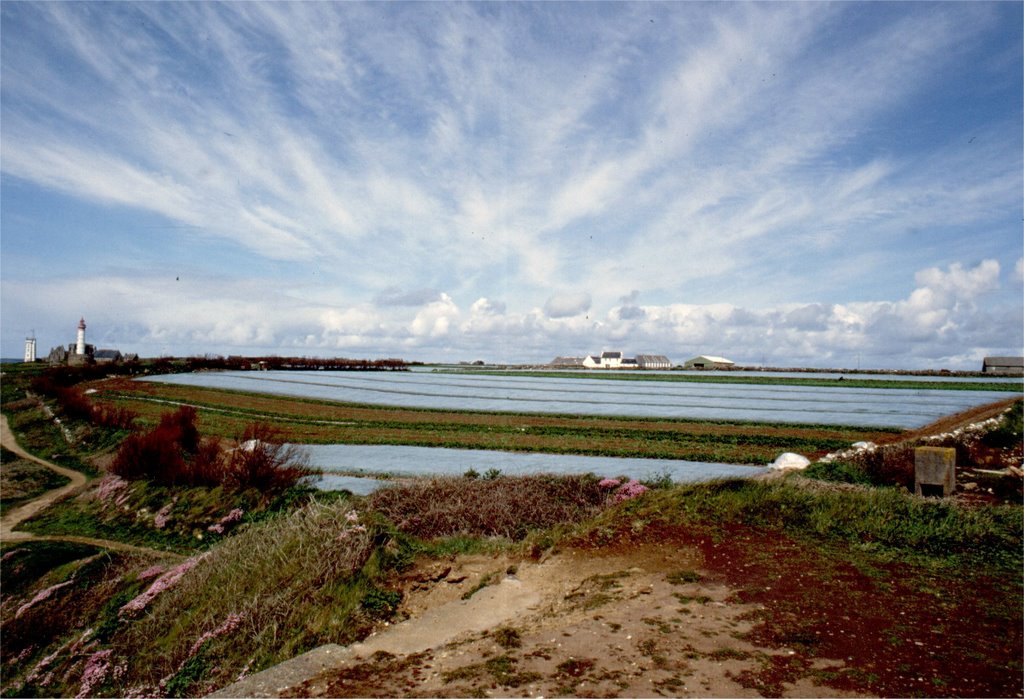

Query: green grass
left=584, top=477, right=1022, bottom=568
left=0, top=446, right=71, bottom=516
left=19, top=478, right=328, bottom=554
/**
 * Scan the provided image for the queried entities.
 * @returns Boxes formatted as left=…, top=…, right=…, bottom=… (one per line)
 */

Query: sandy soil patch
left=281, top=545, right=865, bottom=698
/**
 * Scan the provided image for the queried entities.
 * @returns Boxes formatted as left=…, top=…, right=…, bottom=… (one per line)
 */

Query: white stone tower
left=76, top=317, right=87, bottom=355
left=24, top=334, right=36, bottom=362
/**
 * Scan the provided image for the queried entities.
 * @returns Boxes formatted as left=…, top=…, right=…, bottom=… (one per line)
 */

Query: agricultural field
left=136, top=369, right=1021, bottom=427
left=93, top=376, right=910, bottom=466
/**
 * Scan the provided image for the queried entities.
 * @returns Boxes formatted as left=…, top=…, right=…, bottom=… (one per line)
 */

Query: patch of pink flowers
left=597, top=477, right=650, bottom=501
left=153, top=502, right=174, bottom=529
left=612, top=479, right=649, bottom=502
left=25, top=648, right=60, bottom=686
left=16, top=579, right=74, bottom=618
left=207, top=508, right=245, bottom=535
left=120, top=553, right=208, bottom=617
left=75, top=649, right=113, bottom=699
left=95, top=475, right=128, bottom=502
left=235, top=658, right=255, bottom=682
left=188, top=612, right=244, bottom=656
left=336, top=509, right=367, bottom=541
left=137, top=564, right=166, bottom=581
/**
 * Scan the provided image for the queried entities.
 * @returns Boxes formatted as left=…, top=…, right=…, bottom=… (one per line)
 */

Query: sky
left=2, top=1, right=1021, bottom=369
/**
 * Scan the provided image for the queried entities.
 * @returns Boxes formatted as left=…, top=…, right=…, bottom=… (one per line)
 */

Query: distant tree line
left=184, top=355, right=407, bottom=371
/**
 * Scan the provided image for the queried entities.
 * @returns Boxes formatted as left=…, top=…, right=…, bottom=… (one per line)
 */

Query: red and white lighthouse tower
left=76, top=317, right=87, bottom=356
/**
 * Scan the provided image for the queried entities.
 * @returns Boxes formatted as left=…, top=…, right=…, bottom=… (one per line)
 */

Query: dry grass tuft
left=367, top=474, right=607, bottom=540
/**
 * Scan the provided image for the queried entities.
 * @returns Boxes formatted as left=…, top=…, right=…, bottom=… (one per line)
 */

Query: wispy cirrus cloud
left=1, top=2, right=1020, bottom=366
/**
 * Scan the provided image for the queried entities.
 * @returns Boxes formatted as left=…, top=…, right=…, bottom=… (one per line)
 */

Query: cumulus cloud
left=2, top=259, right=1018, bottom=368
left=409, top=293, right=460, bottom=339
left=544, top=292, right=592, bottom=319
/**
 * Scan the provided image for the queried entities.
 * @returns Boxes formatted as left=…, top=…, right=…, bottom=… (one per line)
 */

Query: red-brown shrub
left=221, top=423, right=314, bottom=494
left=53, top=386, right=94, bottom=422
left=93, top=405, right=138, bottom=430
left=110, top=406, right=218, bottom=486
left=111, top=412, right=313, bottom=493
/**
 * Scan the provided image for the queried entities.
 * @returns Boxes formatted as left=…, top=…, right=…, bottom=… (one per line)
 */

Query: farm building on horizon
left=549, top=351, right=671, bottom=370
left=683, top=355, right=735, bottom=369
left=982, top=356, right=1024, bottom=375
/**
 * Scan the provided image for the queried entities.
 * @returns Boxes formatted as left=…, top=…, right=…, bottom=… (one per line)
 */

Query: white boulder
left=769, top=452, right=811, bottom=471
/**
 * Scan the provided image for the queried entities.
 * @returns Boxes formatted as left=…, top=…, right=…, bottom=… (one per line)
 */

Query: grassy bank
left=2, top=362, right=1020, bottom=697
left=0, top=446, right=70, bottom=517
left=580, top=476, right=1022, bottom=568
left=3, top=475, right=1021, bottom=698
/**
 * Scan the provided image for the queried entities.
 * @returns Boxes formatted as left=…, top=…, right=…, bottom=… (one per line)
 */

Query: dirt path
left=1, top=414, right=173, bottom=557
left=214, top=546, right=866, bottom=699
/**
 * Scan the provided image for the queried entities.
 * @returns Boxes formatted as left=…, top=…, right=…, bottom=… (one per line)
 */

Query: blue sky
left=2, top=1, right=1021, bottom=369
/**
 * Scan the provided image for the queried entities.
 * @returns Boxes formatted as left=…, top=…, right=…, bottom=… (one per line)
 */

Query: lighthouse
left=24, top=334, right=37, bottom=363
left=76, top=317, right=87, bottom=356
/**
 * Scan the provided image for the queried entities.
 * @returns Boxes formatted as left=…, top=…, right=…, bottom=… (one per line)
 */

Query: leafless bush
left=368, top=474, right=606, bottom=540
left=221, top=423, right=315, bottom=494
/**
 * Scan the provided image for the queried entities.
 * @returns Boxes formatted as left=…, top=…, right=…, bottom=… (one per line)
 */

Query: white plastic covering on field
left=769, top=452, right=811, bottom=470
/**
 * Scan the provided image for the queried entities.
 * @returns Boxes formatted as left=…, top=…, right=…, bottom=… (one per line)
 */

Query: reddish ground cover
left=637, top=523, right=1022, bottom=698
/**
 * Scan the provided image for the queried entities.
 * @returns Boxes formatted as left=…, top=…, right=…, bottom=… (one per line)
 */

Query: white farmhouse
left=583, top=351, right=624, bottom=369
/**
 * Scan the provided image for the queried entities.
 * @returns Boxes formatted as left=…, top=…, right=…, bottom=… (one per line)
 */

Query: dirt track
left=0, top=414, right=171, bottom=556
left=217, top=545, right=861, bottom=699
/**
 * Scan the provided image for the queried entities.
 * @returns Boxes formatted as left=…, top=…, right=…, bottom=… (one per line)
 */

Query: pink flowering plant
left=120, top=553, right=208, bottom=617
left=16, top=579, right=75, bottom=619
left=153, top=502, right=174, bottom=529
left=207, top=508, right=245, bottom=535
left=613, top=479, right=650, bottom=502
left=336, top=509, right=368, bottom=541
left=187, top=612, right=245, bottom=656
left=598, top=477, right=651, bottom=503
left=76, top=649, right=126, bottom=699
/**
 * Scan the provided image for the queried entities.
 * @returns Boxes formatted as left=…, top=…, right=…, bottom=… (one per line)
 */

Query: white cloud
left=2, top=259, right=1018, bottom=368
left=544, top=292, right=592, bottom=319
left=1, top=3, right=1020, bottom=367
left=410, top=294, right=460, bottom=339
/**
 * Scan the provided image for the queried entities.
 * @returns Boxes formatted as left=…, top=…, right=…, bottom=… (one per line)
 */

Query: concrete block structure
left=914, top=446, right=956, bottom=497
